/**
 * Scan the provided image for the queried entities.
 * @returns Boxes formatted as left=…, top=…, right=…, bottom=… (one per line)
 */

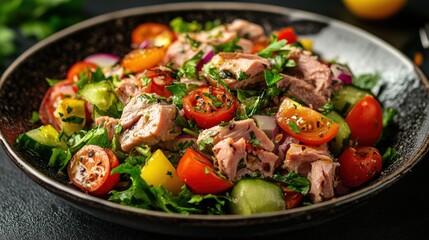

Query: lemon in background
left=343, top=0, right=407, bottom=20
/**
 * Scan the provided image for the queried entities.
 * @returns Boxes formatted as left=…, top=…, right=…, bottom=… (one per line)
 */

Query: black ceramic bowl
left=1, top=2, right=428, bottom=238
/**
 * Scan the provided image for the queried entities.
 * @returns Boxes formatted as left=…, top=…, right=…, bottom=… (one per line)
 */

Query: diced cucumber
left=17, top=125, right=67, bottom=159
left=80, top=80, right=117, bottom=112
left=326, top=111, right=351, bottom=156
left=332, top=85, right=370, bottom=116
left=230, top=178, right=285, bottom=215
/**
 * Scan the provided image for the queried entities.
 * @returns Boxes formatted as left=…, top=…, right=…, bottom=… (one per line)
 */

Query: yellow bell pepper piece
left=54, top=98, right=86, bottom=135
left=140, top=149, right=184, bottom=195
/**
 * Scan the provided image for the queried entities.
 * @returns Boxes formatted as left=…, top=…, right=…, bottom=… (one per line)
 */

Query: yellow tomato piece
left=140, top=149, right=184, bottom=195
left=343, top=0, right=406, bottom=20
left=121, top=47, right=165, bottom=73
left=54, top=98, right=86, bottom=135
left=298, top=38, right=313, bottom=51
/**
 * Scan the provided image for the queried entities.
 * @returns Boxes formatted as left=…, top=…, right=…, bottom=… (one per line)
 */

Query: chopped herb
left=271, top=173, right=310, bottom=195
left=264, top=70, right=283, bottom=86
left=141, top=76, right=151, bottom=86
left=219, top=121, right=229, bottom=127
left=318, top=102, right=334, bottom=114
left=45, top=78, right=62, bottom=86
left=289, top=121, right=301, bottom=133
left=249, top=131, right=260, bottom=146
left=185, top=34, right=201, bottom=48
left=204, top=19, right=221, bottom=31
left=29, top=111, right=39, bottom=123
left=66, top=106, right=73, bottom=114
left=213, top=35, right=242, bottom=53
left=203, top=63, right=231, bottom=93
left=218, top=69, right=235, bottom=79
left=353, top=72, right=381, bottom=90
left=382, top=147, right=397, bottom=166
left=62, top=116, right=84, bottom=124
left=178, top=50, right=203, bottom=79
left=257, top=37, right=287, bottom=58
left=198, top=137, right=214, bottom=151
left=166, top=83, right=188, bottom=109
left=166, top=171, right=173, bottom=177
left=169, top=17, right=202, bottom=33
left=382, top=107, right=398, bottom=127
left=183, top=128, right=199, bottom=137
left=203, top=92, right=223, bottom=108
left=237, top=70, right=250, bottom=81
left=204, top=166, right=210, bottom=174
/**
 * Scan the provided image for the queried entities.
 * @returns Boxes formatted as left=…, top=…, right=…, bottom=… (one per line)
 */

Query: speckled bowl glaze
left=1, top=2, right=428, bottom=238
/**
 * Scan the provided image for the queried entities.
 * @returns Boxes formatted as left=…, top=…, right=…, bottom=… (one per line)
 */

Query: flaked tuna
left=197, top=118, right=274, bottom=151
left=94, top=116, right=118, bottom=141
left=277, top=48, right=332, bottom=109
left=119, top=103, right=180, bottom=152
left=213, top=137, right=247, bottom=181
left=212, top=137, right=278, bottom=182
left=204, top=52, right=270, bottom=90
left=282, top=143, right=332, bottom=176
left=307, top=160, right=338, bottom=203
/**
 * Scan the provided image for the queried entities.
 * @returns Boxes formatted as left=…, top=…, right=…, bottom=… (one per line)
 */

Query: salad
left=17, top=17, right=398, bottom=215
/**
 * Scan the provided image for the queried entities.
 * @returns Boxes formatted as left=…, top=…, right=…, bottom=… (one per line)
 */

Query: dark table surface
left=1, top=0, right=429, bottom=239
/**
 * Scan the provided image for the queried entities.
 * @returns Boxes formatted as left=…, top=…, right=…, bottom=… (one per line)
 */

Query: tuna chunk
left=282, top=143, right=332, bottom=176
left=119, top=94, right=153, bottom=129
left=227, top=19, right=265, bottom=42
left=119, top=94, right=180, bottom=152
left=212, top=137, right=278, bottom=182
left=276, top=73, right=329, bottom=109
left=197, top=119, right=274, bottom=151
left=162, top=35, right=214, bottom=67
left=205, top=52, right=270, bottom=90
left=213, top=137, right=247, bottom=181
left=307, top=160, right=338, bottom=203
left=277, top=48, right=332, bottom=109
left=115, top=75, right=142, bottom=104
left=94, top=116, right=118, bottom=141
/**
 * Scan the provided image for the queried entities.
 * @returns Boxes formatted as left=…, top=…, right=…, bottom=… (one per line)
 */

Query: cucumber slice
left=17, top=125, right=67, bottom=159
left=326, top=111, right=351, bottom=156
left=332, top=85, right=370, bottom=116
left=230, top=178, right=285, bottom=215
left=80, top=81, right=116, bottom=112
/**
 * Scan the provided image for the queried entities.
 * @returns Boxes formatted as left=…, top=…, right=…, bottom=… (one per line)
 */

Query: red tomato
left=131, top=22, right=175, bottom=45
left=91, top=148, right=120, bottom=196
left=275, top=26, right=297, bottom=44
left=39, top=80, right=78, bottom=130
left=182, top=86, right=237, bottom=129
left=276, top=97, right=339, bottom=145
left=66, top=61, right=97, bottom=83
left=68, top=145, right=120, bottom=196
left=345, top=95, right=383, bottom=146
left=142, top=67, right=174, bottom=97
left=338, top=146, right=382, bottom=188
left=176, top=148, right=233, bottom=194
left=282, top=187, right=303, bottom=210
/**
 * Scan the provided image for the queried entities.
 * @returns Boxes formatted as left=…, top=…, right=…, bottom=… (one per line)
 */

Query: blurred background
left=1, top=0, right=429, bottom=74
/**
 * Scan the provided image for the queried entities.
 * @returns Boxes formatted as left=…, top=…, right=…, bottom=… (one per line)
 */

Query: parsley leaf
left=178, top=50, right=203, bottom=79
left=353, top=72, right=381, bottom=90
left=169, top=17, right=202, bottom=33
left=214, top=35, right=242, bottom=53
left=165, top=83, right=188, bottom=109
left=257, top=38, right=287, bottom=58
left=271, top=173, right=310, bottom=195
left=289, top=121, right=301, bottom=133
left=264, top=70, right=283, bottom=86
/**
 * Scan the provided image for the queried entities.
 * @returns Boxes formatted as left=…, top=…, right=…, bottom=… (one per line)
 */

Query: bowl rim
left=1, top=1, right=429, bottom=222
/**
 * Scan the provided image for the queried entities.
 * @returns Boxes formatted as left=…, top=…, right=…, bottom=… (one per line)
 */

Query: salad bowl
left=1, top=2, right=428, bottom=238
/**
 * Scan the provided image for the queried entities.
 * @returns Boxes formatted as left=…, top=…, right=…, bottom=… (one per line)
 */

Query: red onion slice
left=330, top=63, right=353, bottom=85
left=196, top=50, right=214, bottom=71
left=84, top=53, right=120, bottom=68
left=138, top=40, right=150, bottom=49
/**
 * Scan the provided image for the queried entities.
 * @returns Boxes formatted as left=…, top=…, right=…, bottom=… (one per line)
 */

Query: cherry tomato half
left=182, top=86, right=237, bottom=129
left=121, top=47, right=166, bottom=73
left=39, top=80, right=78, bottom=130
left=142, top=67, right=174, bottom=97
left=68, top=145, right=120, bottom=196
left=131, top=22, right=175, bottom=45
left=66, top=61, right=97, bottom=83
left=176, top=148, right=233, bottom=194
left=275, top=26, right=297, bottom=44
left=345, top=95, right=383, bottom=146
left=338, top=146, right=382, bottom=188
left=276, top=97, right=339, bottom=145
